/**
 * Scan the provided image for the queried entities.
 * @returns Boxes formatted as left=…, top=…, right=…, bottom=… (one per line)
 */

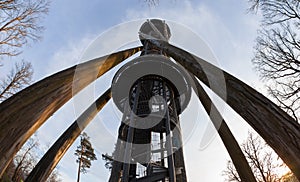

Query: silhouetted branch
left=0, top=0, right=49, bottom=59
left=223, top=132, right=285, bottom=182
left=250, top=0, right=300, bottom=121
left=248, top=0, right=300, bottom=26
left=0, top=61, right=33, bottom=102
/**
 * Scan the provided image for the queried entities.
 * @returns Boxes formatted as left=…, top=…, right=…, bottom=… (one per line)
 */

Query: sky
left=0, top=0, right=272, bottom=181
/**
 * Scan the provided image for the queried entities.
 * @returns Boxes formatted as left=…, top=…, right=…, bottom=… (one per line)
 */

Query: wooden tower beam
left=25, top=89, right=111, bottom=182
left=0, top=47, right=141, bottom=176
left=150, top=40, right=300, bottom=179
left=191, top=76, right=256, bottom=182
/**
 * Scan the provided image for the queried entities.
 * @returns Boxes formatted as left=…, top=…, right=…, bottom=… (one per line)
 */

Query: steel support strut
left=109, top=100, right=131, bottom=182
left=163, top=82, right=176, bottom=182
left=122, top=82, right=141, bottom=182
left=170, top=92, right=187, bottom=182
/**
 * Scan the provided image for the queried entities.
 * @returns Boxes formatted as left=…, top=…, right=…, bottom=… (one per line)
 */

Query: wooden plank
left=149, top=40, right=300, bottom=179
left=25, top=89, right=111, bottom=182
left=0, top=47, right=141, bottom=176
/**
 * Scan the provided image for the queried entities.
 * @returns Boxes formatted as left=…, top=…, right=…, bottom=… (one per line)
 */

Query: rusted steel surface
left=25, top=89, right=111, bottom=182
left=149, top=40, right=300, bottom=179
left=191, top=75, right=256, bottom=182
left=0, top=47, right=141, bottom=176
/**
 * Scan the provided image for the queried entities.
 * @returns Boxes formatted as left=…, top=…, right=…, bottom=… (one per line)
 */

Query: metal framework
left=0, top=19, right=299, bottom=181
left=110, top=76, right=186, bottom=182
left=109, top=20, right=188, bottom=181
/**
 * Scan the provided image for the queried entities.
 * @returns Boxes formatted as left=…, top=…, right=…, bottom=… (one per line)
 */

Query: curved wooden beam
left=0, top=47, right=141, bottom=176
left=25, top=89, right=111, bottom=182
left=190, top=75, right=256, bottom=182
left=149, top=40, right=300, bottom=179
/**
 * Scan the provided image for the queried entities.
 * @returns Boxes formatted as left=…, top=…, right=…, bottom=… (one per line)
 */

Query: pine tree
left=75, top=132, right=97, bottom=182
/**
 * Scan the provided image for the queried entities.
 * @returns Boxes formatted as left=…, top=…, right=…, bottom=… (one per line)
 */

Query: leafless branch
left=248, top=0, right=300, bottom=26
left=250, top=1, right=300, bottom=122
left=0, top=61, right=33, bottom=102
left=0, top=0, right=49, bottom=59
left=222, top=161, right=242, bottom=182
left=252, top=22, right=300, bottom=121
left=223, top=132, right=286, bottom=181
left=12, top=136, right=39, bottom=182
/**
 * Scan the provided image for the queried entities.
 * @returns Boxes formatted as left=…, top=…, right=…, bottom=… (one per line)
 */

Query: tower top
left=139, top=19, right=171, bottom=44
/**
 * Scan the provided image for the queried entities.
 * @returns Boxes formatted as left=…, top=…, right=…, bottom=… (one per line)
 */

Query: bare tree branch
left=0, top=0, right=49, bottom=59
left=0, top=60, right=33, bottom=102
left=252, top=24, right=300, bottom=121
left=223, top=161, right=242, bottom=182
left=223, top=132, right=289, bottom=182
left=253, top=24, right=300, bottom=121
left=250, top=0, right=300, bottom=121
left=12, top=137, right=39, bottom=182
left=248, top=0, right=300, bottom=26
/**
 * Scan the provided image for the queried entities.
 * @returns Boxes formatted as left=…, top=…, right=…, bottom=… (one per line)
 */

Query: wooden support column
left=149, top=40, right=300, bottom=179
left=191, top=76, right=256, bottom=182
left=0, top=47, right=141, bottom=176
left=25, top=89, right=111, bottom=182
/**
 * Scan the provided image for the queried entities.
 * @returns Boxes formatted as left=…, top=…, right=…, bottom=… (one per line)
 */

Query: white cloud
left=46, top=34, right=97, bottom=75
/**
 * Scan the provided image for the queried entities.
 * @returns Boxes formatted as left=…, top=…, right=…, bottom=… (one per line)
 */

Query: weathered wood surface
left=191, top=75, right=256, bottom=182
left=0, top=47, right=141, bottom=176
left=25, top=89, right=111, bottom=182
left=149, top=40, right=300, bottom=179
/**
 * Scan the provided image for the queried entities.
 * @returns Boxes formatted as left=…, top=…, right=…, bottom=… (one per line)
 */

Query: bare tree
left=249, top=0, right=300, bottom=121
left=0, top=0, right=50, bottom=101
left=248, top=0, right=300, bottom=26
left=0, top=0, right=49, bottom=59
left=0, top=135, right=62, bottom=182
left=241, top=132, right=281, bottom=182
left=223, top=132, right=292, bottom=182
left=223, top=161, right=242, bottom=182
left=0, top=61, right=33, bottom=102
left=11, top=136, right=39, bottom=182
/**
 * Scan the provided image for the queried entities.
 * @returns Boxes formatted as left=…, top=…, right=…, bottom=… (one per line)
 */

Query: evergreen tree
left=75, top=132, right=97, bottom=182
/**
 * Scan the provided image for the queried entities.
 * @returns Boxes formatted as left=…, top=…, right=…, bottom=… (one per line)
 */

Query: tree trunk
left=149, top=40, right=300, bottom=180
left=0, top=47, right=141, bottom=177
left=77, top=144, right=83, bottom=182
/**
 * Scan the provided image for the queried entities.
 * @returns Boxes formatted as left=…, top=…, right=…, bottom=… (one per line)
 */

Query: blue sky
left=1, top=0, right=269, bottom=181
